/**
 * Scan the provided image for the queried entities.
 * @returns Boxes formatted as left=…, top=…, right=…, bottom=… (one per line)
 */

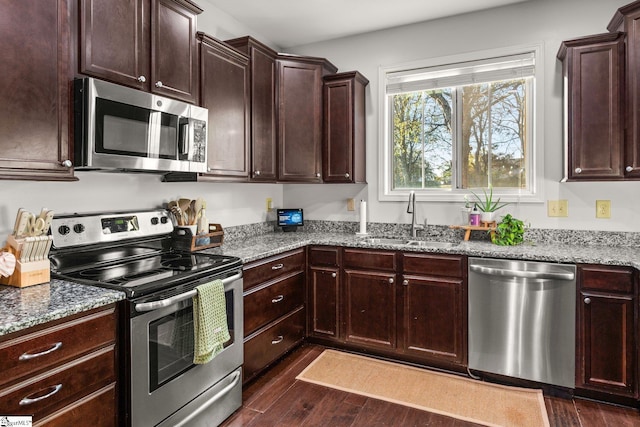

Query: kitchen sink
left=405, top=240, right=456, bottom=248
left=364, top=238, right=410, bottom=245
left=364, top=238, right=456, bottom=248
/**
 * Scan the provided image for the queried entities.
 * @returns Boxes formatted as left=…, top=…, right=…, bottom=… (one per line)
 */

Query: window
left=379, top=47, right=542, bottom=202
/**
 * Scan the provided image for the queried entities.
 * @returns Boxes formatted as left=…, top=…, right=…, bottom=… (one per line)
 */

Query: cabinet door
left=198, top=34, right=250, bottom=180
left=576, top=291, right=636, bottom=397
left=401, top=275, right=464, bottom=364
left=559, top=33, right=625, bottom=180
left=323, top=72, right=368, bottom=183
left=0, top=0, right=75, bottom=180
left=276, top=58, right=323, bottom=182
left=617, top=6, right=640, bottom=177
left=151, top=0, right=200, bottom=103
left=308, top=267, right=340, bottom=340
left=344, top=269, right=396, bottom=350
left=79, top=0, right=150, bottom=91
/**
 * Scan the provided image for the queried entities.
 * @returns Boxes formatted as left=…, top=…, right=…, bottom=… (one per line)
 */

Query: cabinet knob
left=155, top=81, right=163, bottom=88
left=316, top=172, right=321, bottom=178
left=344, top=173, right=350, bottom=178
left=584, top=297, right=591, bottom=304
left=388, top=278, right=394, bottom=284
left=626, top=166, right=633, bottom=172
left=331, top=272, right=337, bottom=278
left=575, top=167, right=582, bottom=174
left=254, top=170, right=261, bottom=176
left=402, top=280, right=409, bottom=286
left=61, top=159, right=72, bottom=168
left=137, top=75, right=146, bottom=83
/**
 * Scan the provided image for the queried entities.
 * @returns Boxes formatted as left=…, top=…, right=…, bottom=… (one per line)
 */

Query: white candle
left=359, top=200, right=367, bottom=234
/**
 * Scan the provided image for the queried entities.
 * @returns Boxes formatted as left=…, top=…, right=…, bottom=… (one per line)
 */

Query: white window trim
left=377, top=43, right=545, bottom=204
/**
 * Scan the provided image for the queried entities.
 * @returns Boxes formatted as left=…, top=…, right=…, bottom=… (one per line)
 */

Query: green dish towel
left=193, top=279, right=230, bottom=364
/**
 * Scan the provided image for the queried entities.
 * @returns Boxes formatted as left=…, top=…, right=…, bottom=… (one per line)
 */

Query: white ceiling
left=205, top=0, right=531, bottom=48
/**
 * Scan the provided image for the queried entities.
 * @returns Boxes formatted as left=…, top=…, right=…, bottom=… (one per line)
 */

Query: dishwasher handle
left=469, top=264, right=575, bottom=281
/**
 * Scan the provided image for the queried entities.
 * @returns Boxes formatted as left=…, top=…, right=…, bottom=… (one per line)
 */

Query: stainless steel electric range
left=49, top=209, right=243, bottom=427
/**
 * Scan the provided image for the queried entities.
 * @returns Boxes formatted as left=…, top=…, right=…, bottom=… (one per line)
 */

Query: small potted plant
left=491, top=214, right=527, bottom=246
left=470, top=186, right=510, bottom=223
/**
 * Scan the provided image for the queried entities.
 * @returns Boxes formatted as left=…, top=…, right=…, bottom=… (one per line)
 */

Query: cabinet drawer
left=243, top=307, right=305, bottom=382
left=309, top=246, right=340, bottom=267
left=0, top=346, right=115, bottom=421
left=35, top=383, right=117, bottom=427
left=244, top=272, right=305, bottom=336
left=243, top=249, right=305, bottom=290
left=0, top=308, right=116, bottom=388
left=343, top=248, right=396, bottom=271
left=402, top=253, right=465, bottom=278
left=579, top=265, right=635, bottom=294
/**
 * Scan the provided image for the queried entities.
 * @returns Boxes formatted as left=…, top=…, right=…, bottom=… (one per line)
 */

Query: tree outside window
left=392, top=77, right=529, bottom=192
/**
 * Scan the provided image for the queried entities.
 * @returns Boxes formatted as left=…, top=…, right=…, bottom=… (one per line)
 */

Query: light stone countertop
left=3, top=231, right=639, bottom=337
left=0, top=279, right=125, bottom=336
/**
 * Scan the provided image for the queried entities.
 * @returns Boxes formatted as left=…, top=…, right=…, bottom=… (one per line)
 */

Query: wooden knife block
left=1, top=235, right=50, bottom=288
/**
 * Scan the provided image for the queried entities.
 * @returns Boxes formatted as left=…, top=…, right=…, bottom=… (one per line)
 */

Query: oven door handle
left=134, top=272, right=242, bottom=312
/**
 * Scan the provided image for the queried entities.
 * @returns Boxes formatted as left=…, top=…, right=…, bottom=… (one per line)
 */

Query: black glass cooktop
left=50, top=244, right=241, bottom=299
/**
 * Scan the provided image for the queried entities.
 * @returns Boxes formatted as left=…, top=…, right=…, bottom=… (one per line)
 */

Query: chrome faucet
left=407, top=191, right=424, bottom=238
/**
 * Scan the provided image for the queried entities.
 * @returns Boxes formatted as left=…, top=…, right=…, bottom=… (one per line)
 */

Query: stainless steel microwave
left=73, top=78, right=207, bottom=173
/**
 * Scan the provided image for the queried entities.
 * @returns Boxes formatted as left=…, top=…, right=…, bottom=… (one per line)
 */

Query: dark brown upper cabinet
left=197, top=33, right=250, bottom=181
left=79, top=0, right=201, bottom=104
left=323, top=72, right=369, bottom=183
left=276, top=55, right=337, bottom=182
left=0, top=0, right=76, bottom=181
left=558, top=32, right=625, bottom=181
left=609, top=1, right=640, bottom=178
left=225, top=36, right=279, bottom=182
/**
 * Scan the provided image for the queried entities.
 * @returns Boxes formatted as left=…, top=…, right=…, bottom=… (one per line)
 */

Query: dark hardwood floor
left=222, top=344, right=640, bottom=426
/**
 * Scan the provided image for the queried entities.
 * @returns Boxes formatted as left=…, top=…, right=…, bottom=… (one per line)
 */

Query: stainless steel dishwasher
left=468, top=257, right=576, bottom=389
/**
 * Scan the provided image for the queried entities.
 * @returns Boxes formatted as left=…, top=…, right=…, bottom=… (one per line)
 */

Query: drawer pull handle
left=20, top=384, right=62, bottom=406
left=271, top=263, right=284, bottom=270
left=271, top=335, right=284, bottom=345
left=19, top=342, right=62, bottom=361
left=271, top=295, right=284, bottom=303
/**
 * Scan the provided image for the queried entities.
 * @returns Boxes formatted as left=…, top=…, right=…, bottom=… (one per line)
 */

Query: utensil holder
left=172, top=224, right=224, bottom=252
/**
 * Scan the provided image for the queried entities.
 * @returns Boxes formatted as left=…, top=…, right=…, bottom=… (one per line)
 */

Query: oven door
left=129, top=271, right=243, bottom=427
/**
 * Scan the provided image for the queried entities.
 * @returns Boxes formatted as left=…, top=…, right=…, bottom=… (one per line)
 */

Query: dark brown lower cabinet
left=576, top=265, right=637, bottom=403
left=308, top=266, right=340, bottom=340
left=401, top=275, right=465, bottom=364
left=400, top=253, right=467, bottom=367
left=343, top=269, right=397, bottom=350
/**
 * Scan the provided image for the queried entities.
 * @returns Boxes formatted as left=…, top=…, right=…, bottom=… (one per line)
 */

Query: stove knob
left=73, top=224, right=85, bottom=234
left=58, top=225, right=70, bottom=235
left=160, top=216, right=169, bottom=224
left=151, top=217, right=159, bottom=225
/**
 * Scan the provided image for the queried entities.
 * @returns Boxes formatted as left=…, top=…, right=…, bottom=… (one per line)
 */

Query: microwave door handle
left=178, top=122, right=189, bottom=157
left=134, top=272, right=242, bottom=312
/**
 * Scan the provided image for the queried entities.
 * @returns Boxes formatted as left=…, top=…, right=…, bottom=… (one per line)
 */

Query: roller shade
left=386, top=52, right=535, bottom=94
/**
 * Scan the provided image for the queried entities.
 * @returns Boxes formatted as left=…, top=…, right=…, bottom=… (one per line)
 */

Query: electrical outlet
left=547, top=200, right=568, bottom=217
left=347, top=198, right=355, bottom=211
left=266, top=198, right=272, bottom=212
left=596, top=200, right=611, bottom=218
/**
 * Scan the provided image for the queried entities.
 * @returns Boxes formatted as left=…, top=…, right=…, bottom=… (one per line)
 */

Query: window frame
left=378, top=43, right=545, bottom=203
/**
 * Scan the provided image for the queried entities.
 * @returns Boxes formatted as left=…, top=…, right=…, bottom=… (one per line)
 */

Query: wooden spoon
left=178, top=198, right=191, bottom=225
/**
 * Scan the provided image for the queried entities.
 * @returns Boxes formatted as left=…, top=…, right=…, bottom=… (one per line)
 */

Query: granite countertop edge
left=0, top=279, right=125, bottom=337
left=4, top=231, right=639, bottom=337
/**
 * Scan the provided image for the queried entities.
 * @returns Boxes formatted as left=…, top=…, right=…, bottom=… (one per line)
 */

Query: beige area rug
left=296, top=349, right=550, bottom=427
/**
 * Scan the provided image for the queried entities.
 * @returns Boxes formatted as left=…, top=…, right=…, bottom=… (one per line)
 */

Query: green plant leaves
left=491, top=214, right=525, bottom=246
